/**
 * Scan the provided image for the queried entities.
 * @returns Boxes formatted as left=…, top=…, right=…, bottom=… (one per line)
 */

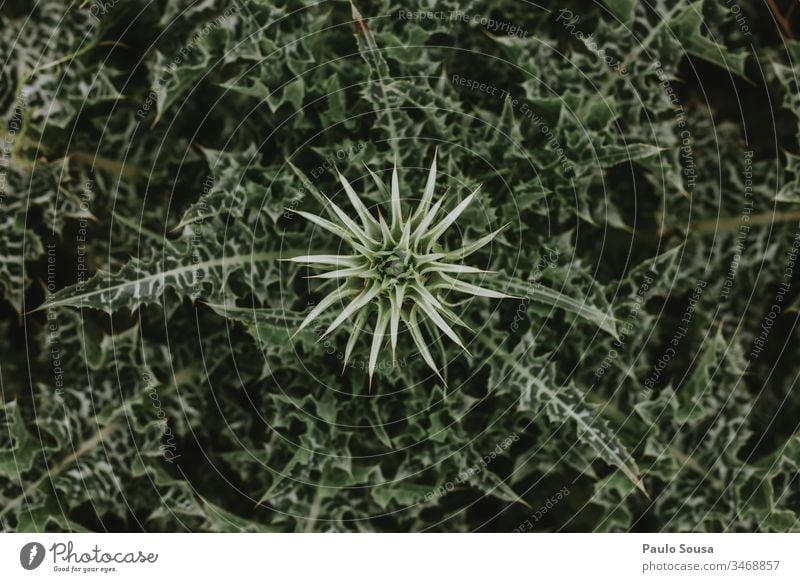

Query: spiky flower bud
left=288, top=152, right=512, bottom=385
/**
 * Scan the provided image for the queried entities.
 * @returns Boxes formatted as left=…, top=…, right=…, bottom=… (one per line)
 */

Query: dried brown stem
left=767, top=0, right=796, bottom=39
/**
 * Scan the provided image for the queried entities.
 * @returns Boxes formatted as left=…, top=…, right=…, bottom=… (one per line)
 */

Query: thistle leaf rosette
left=287, top=152, right=513, bottom=385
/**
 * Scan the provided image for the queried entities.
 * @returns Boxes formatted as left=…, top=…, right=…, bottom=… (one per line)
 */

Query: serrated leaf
left=503, top=276, right=619, bottom=337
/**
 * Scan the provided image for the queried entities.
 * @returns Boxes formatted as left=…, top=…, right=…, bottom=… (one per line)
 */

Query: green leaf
left=490, top=340, right=645, bottom=496
left=672, top=1, right=748, bottom=78
left=503, top=276, right=619, bottom=337
left=0, top=402, right=41, bottom=479
left=594, top=143, right=664, bottom=168
left=39, top=251, right=281, bottom=313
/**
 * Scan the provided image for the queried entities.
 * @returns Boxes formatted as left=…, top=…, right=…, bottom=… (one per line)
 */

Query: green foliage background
left=1, top=0, right=799, bottom=532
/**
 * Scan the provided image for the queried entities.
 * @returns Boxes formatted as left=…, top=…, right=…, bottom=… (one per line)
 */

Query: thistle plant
left=287, top=152, right=512, bottom=385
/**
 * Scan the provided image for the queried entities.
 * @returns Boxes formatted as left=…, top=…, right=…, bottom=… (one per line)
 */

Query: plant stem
left=585, top=393, right=724, bottom=490
left=767, top=0, right=795, bottom=39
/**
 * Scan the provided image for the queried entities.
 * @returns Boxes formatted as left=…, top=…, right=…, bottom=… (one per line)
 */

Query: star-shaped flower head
left=287, top=151, right=512, bottom=386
